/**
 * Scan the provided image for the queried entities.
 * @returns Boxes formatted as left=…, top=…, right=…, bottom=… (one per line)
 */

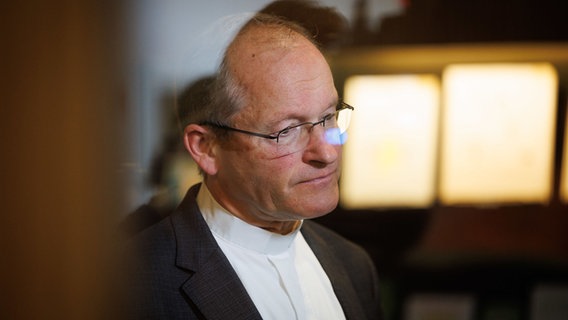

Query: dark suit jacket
left=124, top=184, right=382, bottom=320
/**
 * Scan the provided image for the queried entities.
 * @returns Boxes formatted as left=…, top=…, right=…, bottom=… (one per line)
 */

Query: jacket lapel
left=301, top=221, right=368, bottom=320
left=172, top=185, right=262, bottom=320
left=180, top=250, right=261, bottom=320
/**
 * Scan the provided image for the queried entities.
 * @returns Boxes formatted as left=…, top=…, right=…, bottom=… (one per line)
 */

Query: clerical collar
left=196, top=184, right=303, bottom=255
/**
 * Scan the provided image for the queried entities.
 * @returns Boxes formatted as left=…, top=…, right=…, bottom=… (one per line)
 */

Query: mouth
left=299, top=170, right=337, bottom=185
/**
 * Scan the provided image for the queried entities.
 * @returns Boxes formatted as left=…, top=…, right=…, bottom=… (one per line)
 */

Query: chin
left=287, top=180, right=339, bottom=218
left=298, top=192, right=339, bottom=219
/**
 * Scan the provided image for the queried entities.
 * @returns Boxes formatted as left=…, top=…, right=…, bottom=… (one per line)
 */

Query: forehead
left=229, top=24, right=337, bottom=124
left=228, top=24, right=315, bottom=80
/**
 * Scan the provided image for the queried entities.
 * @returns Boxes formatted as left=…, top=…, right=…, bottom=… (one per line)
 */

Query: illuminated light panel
left=340, top=74, right=440, bottom=208
left=440, top=63, right=557, bottom=205
left=561, top=108, right=568, bottom=203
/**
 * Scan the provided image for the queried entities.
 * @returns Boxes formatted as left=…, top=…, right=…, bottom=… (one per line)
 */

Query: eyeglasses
left=201, top=101, right=354, bottom=156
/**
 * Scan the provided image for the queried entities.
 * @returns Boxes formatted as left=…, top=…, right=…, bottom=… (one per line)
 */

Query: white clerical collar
left=196, top=183, right=302, bottom=255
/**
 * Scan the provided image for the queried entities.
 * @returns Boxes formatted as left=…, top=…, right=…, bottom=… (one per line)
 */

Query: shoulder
left=117, top=191, right=206, bottom=318
left=119, top=185, right=202, bottom=282
left=124, top=215, right=177, bottom=262
left=120, top=215, right=183, bottom=296
left=122, top=184, right=204, bottom=260
left=114, top=216, right=180, bottom=318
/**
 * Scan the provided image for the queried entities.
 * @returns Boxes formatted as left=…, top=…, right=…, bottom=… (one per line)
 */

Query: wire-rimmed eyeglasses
left=201, top=101, right=354, bottom=156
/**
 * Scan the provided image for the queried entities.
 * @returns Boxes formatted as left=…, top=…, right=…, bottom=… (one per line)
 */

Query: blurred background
left=2, top=0, right=567, bottom=319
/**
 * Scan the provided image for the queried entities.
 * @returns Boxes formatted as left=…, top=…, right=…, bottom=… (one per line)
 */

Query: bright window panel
left=341, top=75, right=440, bottom=208
left=440, top=63, right=557, bottom=205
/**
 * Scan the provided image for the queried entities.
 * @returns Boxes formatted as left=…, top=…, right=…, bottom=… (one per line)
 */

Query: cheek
left=235, top=147, right=295, bottom=184
left=256, top=155, right=297, bottom=188
left=229, top=140, right=315, bottom=198
left=251, top=154, right=300, bottom=203
left=216, top=147, right=258, bottom=193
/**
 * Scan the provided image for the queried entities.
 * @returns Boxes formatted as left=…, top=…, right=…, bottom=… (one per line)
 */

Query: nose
left=302, top=125, right=339, bottom=166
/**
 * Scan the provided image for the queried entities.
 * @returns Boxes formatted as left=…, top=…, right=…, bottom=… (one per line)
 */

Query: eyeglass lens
left=274, top=107, right=351, bottom=156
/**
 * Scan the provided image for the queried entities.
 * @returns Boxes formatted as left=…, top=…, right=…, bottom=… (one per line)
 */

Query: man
left=125, top=13, right=383, bottom=320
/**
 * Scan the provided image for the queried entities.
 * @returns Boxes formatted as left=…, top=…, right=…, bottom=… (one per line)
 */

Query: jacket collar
left=171, top=184, right=262, bottom=320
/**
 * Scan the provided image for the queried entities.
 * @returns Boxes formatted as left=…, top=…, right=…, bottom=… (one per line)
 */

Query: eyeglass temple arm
left=201, top=122, right=278, bottom=140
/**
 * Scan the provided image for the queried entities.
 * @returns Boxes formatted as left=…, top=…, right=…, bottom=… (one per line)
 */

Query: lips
left=299, top=170, right=337, bottom=185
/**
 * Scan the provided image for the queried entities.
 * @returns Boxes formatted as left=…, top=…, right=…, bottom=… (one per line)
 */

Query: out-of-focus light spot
left=440, top=63, right=557, bottom=205
left=325, top=128, right=347, bottom=145
left=340, top=74, right=440, bottom=209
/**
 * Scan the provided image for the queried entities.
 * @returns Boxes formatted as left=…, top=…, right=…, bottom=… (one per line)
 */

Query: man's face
left=207, top=32, right=341, bottom=230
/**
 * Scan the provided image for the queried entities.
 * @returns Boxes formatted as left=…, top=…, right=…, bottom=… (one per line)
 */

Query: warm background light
left=341, top=74, right=440, bottom=208
left=439, top=63, right=558, bottom=205
left=561, top=108, right=568, bottom=203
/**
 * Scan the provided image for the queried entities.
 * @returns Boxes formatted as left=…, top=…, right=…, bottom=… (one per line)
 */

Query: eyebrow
left=261, top=99, right=339, bottom=131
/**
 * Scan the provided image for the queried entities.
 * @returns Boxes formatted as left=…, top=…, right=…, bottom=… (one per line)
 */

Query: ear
left=183, top=124, right=219, bottom=176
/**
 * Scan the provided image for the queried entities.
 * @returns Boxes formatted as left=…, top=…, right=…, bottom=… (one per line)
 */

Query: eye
left=276, top=125, right=303, bottom=144
left=277, top=126, right=296, bottom=138
left=321, top=112, right=337, bottom=127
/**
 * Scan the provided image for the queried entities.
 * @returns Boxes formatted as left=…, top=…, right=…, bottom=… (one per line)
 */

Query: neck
left=262, top=220, right=302, bottom=235
left=204, top=180, right=302, bottom=235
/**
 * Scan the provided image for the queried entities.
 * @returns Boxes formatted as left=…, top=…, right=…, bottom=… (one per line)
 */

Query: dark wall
left=351, top=0, right=568, bottom=46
